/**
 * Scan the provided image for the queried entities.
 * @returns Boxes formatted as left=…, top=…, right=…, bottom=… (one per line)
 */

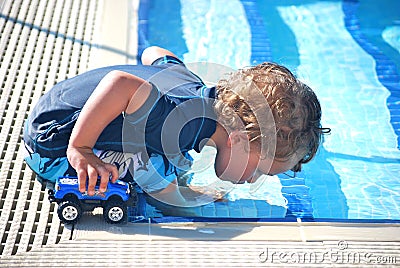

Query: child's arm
left=67, top=70, right=152, bottom=196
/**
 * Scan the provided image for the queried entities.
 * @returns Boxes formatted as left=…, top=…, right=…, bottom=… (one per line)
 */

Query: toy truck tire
left=103, top=200, right=127, bottom=224
left=58, top=200, right=82, bottom=224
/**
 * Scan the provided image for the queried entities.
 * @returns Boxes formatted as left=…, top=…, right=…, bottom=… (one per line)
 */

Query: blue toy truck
left=48, top=176, right=137, bottom=224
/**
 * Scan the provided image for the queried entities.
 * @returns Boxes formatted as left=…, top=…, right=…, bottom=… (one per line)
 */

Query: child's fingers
left=106, top=164, right=119, bottom=183
left=87, top=166, right=98, bottom=196
left=98, top=164, right=114, bottom=192
left=77, top=169, right=88, bottom=193
left=98, top=175, right=108, bottom=193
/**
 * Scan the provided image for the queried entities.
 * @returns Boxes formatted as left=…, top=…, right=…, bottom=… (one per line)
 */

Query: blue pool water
left=135, top=0, right=400, bottom=221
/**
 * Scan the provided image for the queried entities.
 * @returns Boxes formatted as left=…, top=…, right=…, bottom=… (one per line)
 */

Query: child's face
left=214, top=132, right=301, bottom=183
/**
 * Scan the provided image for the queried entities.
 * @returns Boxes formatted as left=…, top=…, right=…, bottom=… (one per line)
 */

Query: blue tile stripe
left=240, top=0, right=314, bottom=219
left=239, top=0, right=273, bottom=64
left=342, top=0, right=400, bottom=148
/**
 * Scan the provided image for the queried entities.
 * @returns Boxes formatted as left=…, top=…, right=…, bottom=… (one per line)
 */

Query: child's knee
left=141, top=46, right=177, bottom=65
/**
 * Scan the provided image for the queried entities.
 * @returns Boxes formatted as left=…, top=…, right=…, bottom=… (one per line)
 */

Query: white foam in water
left=180, top=0, right=251, bottom=68
left=229, top=175, right=288, bottom=208
left=188, top=147, right=288, bottom=208
left=278, top=2, right=400, bottom=218
left=383, top=25, right=400, bottom=53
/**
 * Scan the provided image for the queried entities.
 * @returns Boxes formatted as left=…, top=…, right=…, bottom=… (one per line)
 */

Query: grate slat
left=15, top=171, right=36, bottom=254
left=0, top=0, right=102, bottom=257
left=31, top=191, right=51, bottom=250
left=79, top=0, right=100, bottom=73
left=68, top=0, right=87, bottom=77
left=0, top=0, right=22, bottom=48
left=2, top=149, right=32, bottom=256
left=17, top=179, right=47, bottom=254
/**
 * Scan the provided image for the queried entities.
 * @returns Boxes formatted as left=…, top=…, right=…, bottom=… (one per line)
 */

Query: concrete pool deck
left=0, top=0, right=399, bottom=266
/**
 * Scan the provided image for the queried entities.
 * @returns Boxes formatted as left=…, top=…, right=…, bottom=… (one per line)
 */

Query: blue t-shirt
left=24, top=57, right=217, bottom=160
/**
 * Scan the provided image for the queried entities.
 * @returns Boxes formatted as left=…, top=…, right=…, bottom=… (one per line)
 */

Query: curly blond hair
left=214, top=62, right=330, bottom=171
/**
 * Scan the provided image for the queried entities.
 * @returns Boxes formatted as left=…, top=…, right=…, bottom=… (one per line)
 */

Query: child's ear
left=227, top=130, right=248, bottom=147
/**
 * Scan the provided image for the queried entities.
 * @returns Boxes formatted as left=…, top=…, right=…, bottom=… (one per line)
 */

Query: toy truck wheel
left=58, top=201, right=82, bottom=224
left=103, top=200, right=127, bottom=224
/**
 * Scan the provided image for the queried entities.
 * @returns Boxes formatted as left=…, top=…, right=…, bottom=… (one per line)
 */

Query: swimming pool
left=135, top=0, right=400, bottom=221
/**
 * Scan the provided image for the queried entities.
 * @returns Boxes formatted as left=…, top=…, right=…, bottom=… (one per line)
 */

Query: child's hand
left=188, top=185, right=228, bottom=202
left=67, top=146, right=119, bottom=196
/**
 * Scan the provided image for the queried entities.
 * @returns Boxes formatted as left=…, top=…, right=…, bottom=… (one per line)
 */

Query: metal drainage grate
left=0, top=0, right=102, bottom=256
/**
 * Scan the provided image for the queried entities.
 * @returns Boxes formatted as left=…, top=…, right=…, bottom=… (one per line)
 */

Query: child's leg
left=23, top=143, right=72, bottom=189
left=141, top=46, right=180, bottom=65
